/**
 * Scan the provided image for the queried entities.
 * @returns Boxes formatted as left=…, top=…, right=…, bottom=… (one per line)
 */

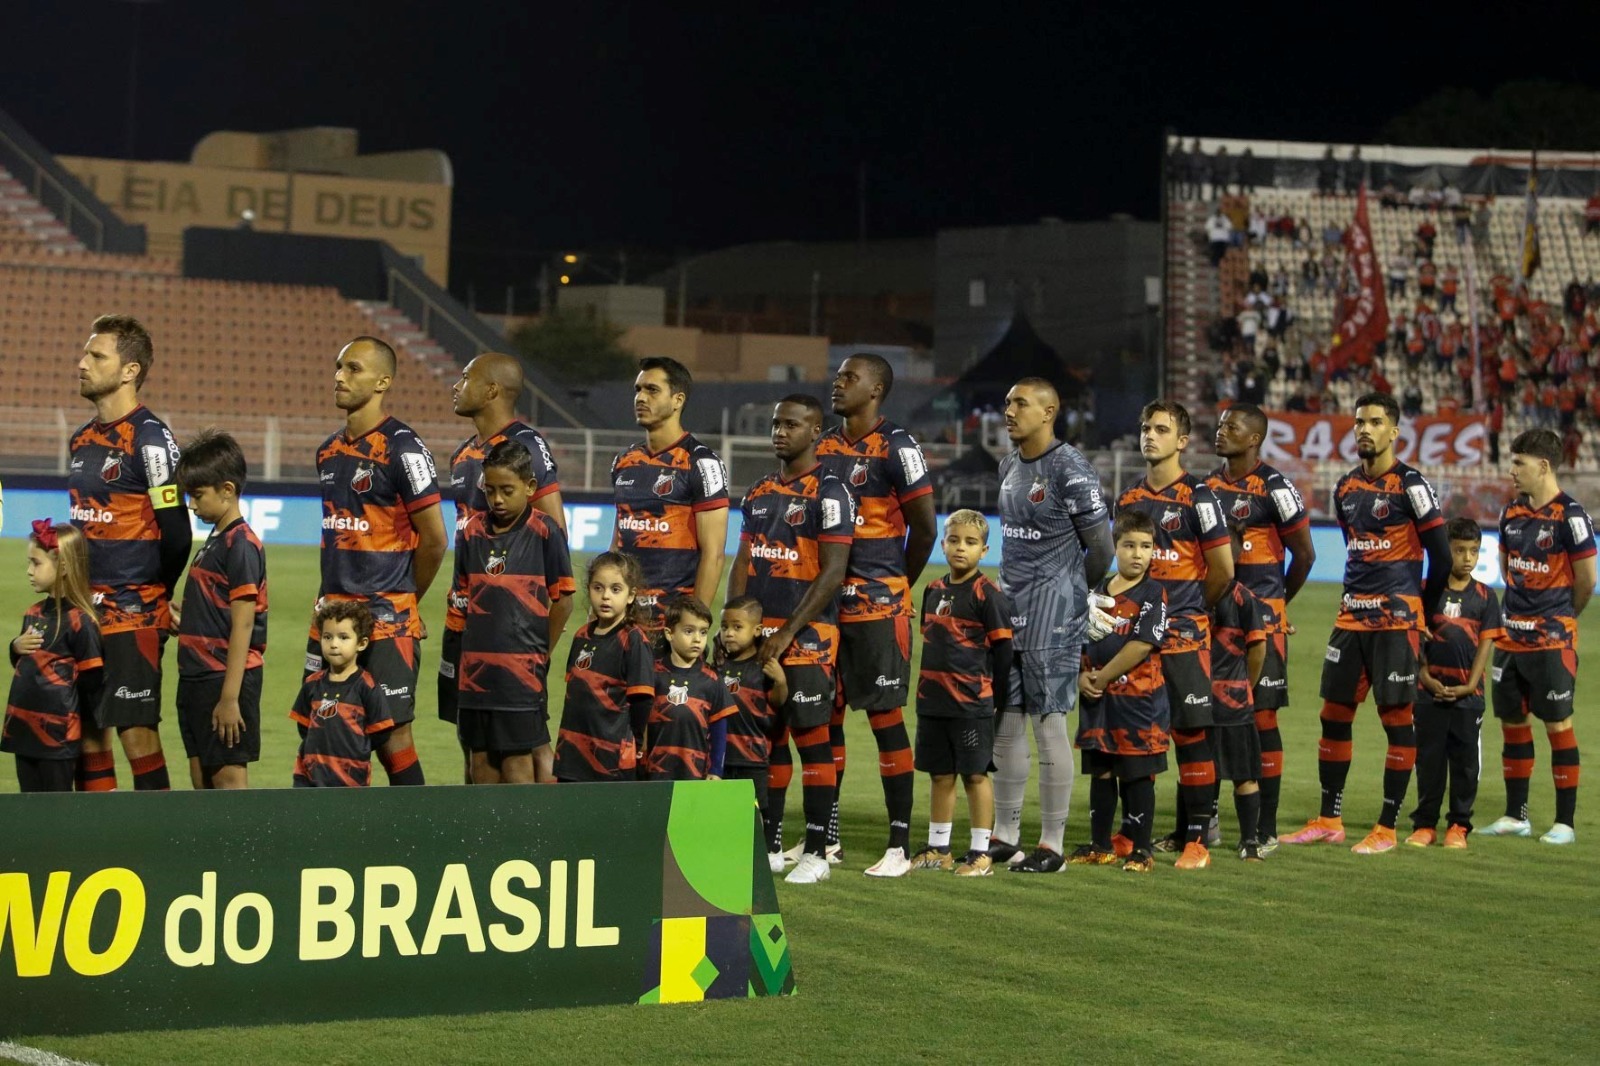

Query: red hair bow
left=31, top=519, right=58, bottom=552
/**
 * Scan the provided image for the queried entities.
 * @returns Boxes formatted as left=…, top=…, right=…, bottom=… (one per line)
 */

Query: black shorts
left=836, top=617, right=912, bottom=711
left=437, top=627, right=462, bottom=725
left=780, top=662, right=836, bottom=731
left=307, top=634, right=419, bottom=725
left=913, top=714, right=996, bottom=776
left=94, top=627, right=165, bottom=729
left=1082, top=748, right=1169, bottom=781
left=1163, top=647, right=1214, bottom=730
left=1211, top=723, right=1262, bottom=782
left=176, top=668, right=263, bottom=767
left=1491, top=648, right=1577, bottom=723
left=1000, top=649, right=1080, bottom=718
left=458, top=708, right=549, bottom=754
left=1319, top=629, right=1419, bottom=707
left=1254, top=632, right=1290, bottom=710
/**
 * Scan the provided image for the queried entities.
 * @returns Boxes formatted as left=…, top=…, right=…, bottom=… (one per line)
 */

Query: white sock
left=1034, top=713, right=1075, bottom=854
left=971, top=826, right=992, bottom=853
left=928, top=821, right=953, bottom=849
left=992, top=710, right=1031, bottom=845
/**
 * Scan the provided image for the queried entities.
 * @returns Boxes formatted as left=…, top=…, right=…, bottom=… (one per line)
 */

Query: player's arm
left=153, top=503, right=193, bottom=599
left=1085, top=640, right=1155, bottom=697
left=410, top=503, right=449, bottom=600
left=1573, top=554, right=1596, bottom=618
left=1246, top=636, right=1266, bottom=690
left=214, top=598, right=254, bottom=746
left=1460, top=635, right=1496, bottom=696
left=762, top=658, right=789, bottom=707
left=1282, top=523, right=1316, bottom=604
left=726, top=541, right=752, bottom=600
left=901, top=491, right=937, bottom=586
left=708, top=716, right=728, bottom=780
left=1417, top=642, right=1446, bottom=697
left=1202, top=540, right=1235, bottom=606
left=693, top=506, right=729, bottom=610
left=761, top=538, right=849, bottom=664
left=989, top=637, right=1014, bottom=704
left=1077, top=514, right=1114, bottom=588
left=1419, top=522, right=1453, bottom=619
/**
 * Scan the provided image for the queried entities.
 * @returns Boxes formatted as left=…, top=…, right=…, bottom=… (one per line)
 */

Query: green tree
left=507, top=310, right=636, bottom=385
left=1379, top=81, right=1600, bottom=148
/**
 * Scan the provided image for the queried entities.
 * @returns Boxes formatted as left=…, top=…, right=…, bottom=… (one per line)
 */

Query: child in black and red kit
left=644, top=595, right=737, bottom=781
left=554, top=551, right=657, bottom=782
left=1408, top=517, right=1504, bottom=848
left=717, top=595, right=788, bottom=848
left=292, top=601, right=393, bottom=787
left=1211, top=520, right=1269, bottom=861
left=3, top=521, right=103, bottom=793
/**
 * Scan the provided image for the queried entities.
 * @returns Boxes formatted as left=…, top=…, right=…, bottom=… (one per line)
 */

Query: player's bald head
left=342, top=336, right=396, bottom=377
left=473, top=351, right=525, bottom=401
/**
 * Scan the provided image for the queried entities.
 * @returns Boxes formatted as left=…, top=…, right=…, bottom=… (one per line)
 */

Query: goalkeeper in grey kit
left=990, top=377, right=1116, bottom=872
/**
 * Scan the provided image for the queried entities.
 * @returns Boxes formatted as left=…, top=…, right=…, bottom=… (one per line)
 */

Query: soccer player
left=611, top=357, right=729, bottom=627
left=1115, top=399, right=1233, bottom=870
left=441, top=352, right=566, bottom=777
left=1074, top=510, right=1169, bottom=874
left=1210, top=520, right=1268, bottom=861
left=173, top=431, right=268, bottom=789
left=443, top=352, right=564, bottom=779
left=292, top=601, right=394, bottom=787
left=554, top=552, right=656, bottom=783
left=727, top=395, right=854, bottom=885
left=644, top=595, right=738, bottom=780
left=454, top=440, right=574, bottom=784
left=1480, top=429, right=1593, bottom=844
left=908, top=510, right=1013, bottom=877
left=312, top=336, right=448, bottom=786
left=1209, top=402, right=1316, bottom=849
left=1281, top=391, right=1451, bottom=854
left=718, top=595, right=788, bottom=856
left=70, top=314, right=191, bottom=791
left=1409, top=517, right=1503, bottom=848
left=815, top=353, right=936, bottom=877
left=993, top=377, right=1114, bottom=873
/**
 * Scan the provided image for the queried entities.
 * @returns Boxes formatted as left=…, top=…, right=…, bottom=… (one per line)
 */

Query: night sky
left=5, top=2, right=1593, bottom=289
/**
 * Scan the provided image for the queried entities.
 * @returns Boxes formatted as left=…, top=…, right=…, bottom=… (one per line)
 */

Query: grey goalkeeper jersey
left=998, top=441, right=1110, bottom=651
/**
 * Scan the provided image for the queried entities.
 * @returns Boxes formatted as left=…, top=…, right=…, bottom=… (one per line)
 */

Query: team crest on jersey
left=849, top=459, right=869, bottom=487
left=1160, top=507, right=1182, bottom=532
left=1370, top=495, right=1390, bottom=520
left=475, top=471, right=485, bottom=493
left=1230, top=495, right=1253, bottom=520
left=486, top=550, right=507, bottom=576
left=315, top=697, right=337, bottom=720
left=1028, top=477, right=1046, bottom=505
left=784, top=501, right=806, bottom=526
left=936, top=595, right=953, bottom=617
left=1536, top=526, right=1555, bottom=550
left=667, top=680, right=689, bottom=706
left=575, top=647, right=594, bottom=671
left=351, top=463, right=375, bottom=494
left=1443, top=600, right=1461, bottom=619
left=100, top=452, right=122, bottom=482
left=653, top=471, right=675, bottom=497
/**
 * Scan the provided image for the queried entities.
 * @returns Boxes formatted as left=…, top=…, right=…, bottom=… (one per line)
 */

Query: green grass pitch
left=3, top=543, right=1598, bottom=1065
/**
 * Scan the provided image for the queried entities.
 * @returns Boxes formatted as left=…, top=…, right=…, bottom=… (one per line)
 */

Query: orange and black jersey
left=1115, top=474, right=1228, bottom=648
left=612, top=433, right=729, bottom=620
left=1333, top=460, right=1444, bottom=631
left=719, top=655, right=777, bottom=768
left=643, top=658, right=737, bottom=781
left=454, top=506, right=574, bottom=714
left=1426, top=581, right=1504, bottom=711
left=817, top=418, right=933, bottom=622
left=445, top=422, right=561, bottom=634
left=555, top=620, right=656, bottom=782
left=2, top=601, right=102, bottom=760
left=290, top=669, right=395, bottom=787
left=317, top=416, right=441, bottom=641
left=69, top=405, right=184, bottom=632
left=1078, top=575, right=1169, bottom=757
left=178, top=518, right=267, bottom=679
left=917, top=573, right=1014, bottom=720
left=1206, top=461, right=1309, bottom=629
left=1497, top=493, right=1596, bottom=651
left=740, top=466, right=855, bottom=667
left=1210, top=580, right=1266, bottom=727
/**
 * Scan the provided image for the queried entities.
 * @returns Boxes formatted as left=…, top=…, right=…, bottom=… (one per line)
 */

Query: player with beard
left=443, top=353, right=565, bottom=780
left=69, top=315, right=191, bottom=791
left=991, top=377, right=1114, bottom=873
left=813, top=354, right=936, bottom=877
left=1208, top=402, right=1316, bottom=850
left=1280, top=392, right=1451, bottom=854
left=310, top=336, right=448, bottom=786
left=1115, top=400, right=1233, bottom=870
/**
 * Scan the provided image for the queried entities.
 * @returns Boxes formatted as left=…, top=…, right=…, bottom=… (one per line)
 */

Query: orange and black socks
left=826, top=706, right=846, bottom=848
left=1377, top=704, right=1416, bottom=829
left=1173, top=728, right=1216, bottom=843
left=1256, top=708, right=1284, bottom=837
left=793, top=725, right=837, bottom=857
left=1318, top=702, right=1357, bottom=818
left=77, top=750, right=118, bottom=792
left=1551, top=728, right=1580, bottom=827
left=1501, top=722, right=1535, bottom=820
left=868, top=707, right=915, bottom=852
left=765, top=731, right=794, bottom=854
left=129, top=751, right=170, bottom=791
left=378, top=744, right=425, bottom=786
left=1235, top=789, right=1261, bottom=845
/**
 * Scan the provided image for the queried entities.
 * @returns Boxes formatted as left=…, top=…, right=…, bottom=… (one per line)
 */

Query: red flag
left=1331, top=182, right=1390, bottom=368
